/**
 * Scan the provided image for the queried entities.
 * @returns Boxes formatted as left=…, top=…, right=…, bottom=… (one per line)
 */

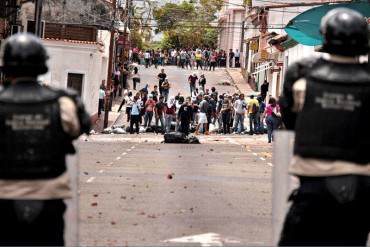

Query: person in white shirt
left=235, top=49, right=240, bottom=67
left=233, top=94, right=246, bottom=134
left=144, top=51, right=151, bottom=68
left=98, top=85, right=105, bottom=118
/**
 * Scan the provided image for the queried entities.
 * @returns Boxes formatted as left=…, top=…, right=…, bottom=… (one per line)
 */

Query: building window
left=67, top=73, right=84, bottom=96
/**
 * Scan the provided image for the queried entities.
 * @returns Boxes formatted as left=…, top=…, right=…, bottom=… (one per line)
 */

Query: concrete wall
left=218, top=8, right=245, bottom=67
left=39, top=30, right=110, bottom=116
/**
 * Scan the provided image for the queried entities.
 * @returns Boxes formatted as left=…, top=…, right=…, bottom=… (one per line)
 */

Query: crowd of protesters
left=112, top=65, right=281, bottom=142
left=130, top=48, right=242, bottom=70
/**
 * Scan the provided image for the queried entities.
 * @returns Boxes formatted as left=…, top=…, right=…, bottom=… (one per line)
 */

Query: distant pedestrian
left=155, top=96, right=166, bottom=133
left=195, top=51, right=203, bottom=70
left=209, top=52, right=217, bottom=71
left=165, top=97, right=176, bottom=133
left=161, top=79, right=170, bottom=102
left=234, top=49, right=240, bottom=67
left=178, top=97, right=193, bottom=135
left=256, top=96, right=266, bottom=134
left=157, top=69, right=167, bottom=95
left=195, top=95, right=209, bottom=135
left=123, top=91, right=133, bottom=122
left=144, top=94, right=156, bottom=128
left=247, top=95, right=259, bottom=134
left=151, top=85, right=159, bottom=102
left=229, top=49, right=234, bottom=68
left=199, top=74, right=206, bottom=92
left=220, top=98, right=232, bottom=134
left=188, top=73, right=198, bottom=95
left=130, top=96, right=141, bottom=134
left=132, top=66, right=140, bottom=90
left=263, top=97, right=280, bottom=143
left=260, top=80, right=269, bottom=101
left=98, top=85, right=105, bottom=118
left=144, top=50, right=150, bottom=68
left=233, top=94, right=246, bottom=134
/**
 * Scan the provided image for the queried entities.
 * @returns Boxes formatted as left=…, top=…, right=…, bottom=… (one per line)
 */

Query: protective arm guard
left=279, top=57, right=317, bottom=130
left=60, top=88, right=92, bottom=138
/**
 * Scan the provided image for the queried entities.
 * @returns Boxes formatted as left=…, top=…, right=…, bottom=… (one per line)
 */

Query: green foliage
left=130, top=30, right=144, bottom=50
left=153, top=0, right=220, bottom=49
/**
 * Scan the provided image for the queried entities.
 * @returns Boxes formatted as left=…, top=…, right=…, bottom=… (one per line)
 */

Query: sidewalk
left=226, top=68, right=255, bottom=95
left=92, top=97, right=125, bottom=133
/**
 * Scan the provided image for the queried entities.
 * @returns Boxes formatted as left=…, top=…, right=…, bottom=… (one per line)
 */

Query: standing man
left=199, top=74, right=206, bottom=92
left=260, top=79, right=269, bottom=101
left=195, top=95, right=209, bottom=135
left=195, top=51, right=203, bottom=70
left=228, top=49, right=235, bottom=68
left=143, top=94, right=156, bottom=128
left=278, top=9, right=370, bottom=246
left=155, top=95, right=166, bottom=133
left=157, top=68, right=167, bottom=96
left=188, top=73, right=198, bottom=96
left=178, top=97, right=193, bottom=135
left=98, top=84, right=105, bottom=118
left=0, top=33, right=91, bottom=245
left=129, top=96, right=141, bottom=134
left=247, top=95, right=259, bottom=135
left=234, top=49, right=240, bottom=67
left=233, top=94, right=246, bottom=134
left=144, top=50, right=151, bottom=68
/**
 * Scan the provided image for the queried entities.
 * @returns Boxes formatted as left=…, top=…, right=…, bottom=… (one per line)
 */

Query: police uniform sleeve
left=58, top=89, right=92, bottom=138
left=59, top=97, right=80, bottom=138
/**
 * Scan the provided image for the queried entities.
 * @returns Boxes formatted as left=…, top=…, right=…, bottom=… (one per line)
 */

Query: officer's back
left=0, top=33, right=90, bottom=245
left=278, top=8, right=370, bottom=246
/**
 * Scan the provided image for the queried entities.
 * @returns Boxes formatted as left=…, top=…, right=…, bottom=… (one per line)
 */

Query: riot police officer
left=0, top=33, right=90, bottom=245
left=279, top=8, right=370, bottom=246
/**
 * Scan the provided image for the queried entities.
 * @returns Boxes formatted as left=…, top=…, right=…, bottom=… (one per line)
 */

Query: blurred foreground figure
left=279, top=8, right=370, bottom=246
left=0, top=33, right=90, bottom=245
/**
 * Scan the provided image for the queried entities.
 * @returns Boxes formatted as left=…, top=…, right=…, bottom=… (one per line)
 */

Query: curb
left=226, top=69, right=257, bottom=96
left=225, top=69, right=242, bottom=94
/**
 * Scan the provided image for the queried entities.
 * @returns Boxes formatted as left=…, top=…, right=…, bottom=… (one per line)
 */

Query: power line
left=139, top=24, right=285, bottom=29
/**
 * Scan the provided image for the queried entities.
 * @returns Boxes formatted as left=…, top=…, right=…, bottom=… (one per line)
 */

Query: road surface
left=78, top=65, right=273, bottom=246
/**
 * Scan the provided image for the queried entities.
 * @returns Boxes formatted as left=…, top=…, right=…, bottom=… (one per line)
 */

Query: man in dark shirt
left=188, top=73, right=198, bottom=95
left=260, top=80, right=269, bottom=101
left=155, top=95, right=166, bottom=133
left=178, top=97, right=193, bottom=135
left=157, top=69, right=167, bottom=95
left=229, top=49, right=235, bottom=68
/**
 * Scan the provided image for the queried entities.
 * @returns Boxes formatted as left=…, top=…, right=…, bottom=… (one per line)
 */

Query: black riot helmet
left=320, top=8, right=369, bottom=57
left=0, top=33, right=49, bottom=76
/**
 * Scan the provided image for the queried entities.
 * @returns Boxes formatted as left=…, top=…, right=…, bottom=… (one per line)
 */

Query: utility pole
left=103, top=0, right=117, bottom=129
left=34, top=0, right=43, bottom=37
left=122, top=0, right=132, bottom=63
left=240, top=20, right=245, bottom=68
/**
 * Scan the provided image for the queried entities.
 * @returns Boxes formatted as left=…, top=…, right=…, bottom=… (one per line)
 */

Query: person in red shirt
left=144, top=94, right=156, bottom=128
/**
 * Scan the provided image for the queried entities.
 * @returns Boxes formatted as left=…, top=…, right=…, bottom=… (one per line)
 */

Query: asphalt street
left=78, top=66, right=273, bottom=246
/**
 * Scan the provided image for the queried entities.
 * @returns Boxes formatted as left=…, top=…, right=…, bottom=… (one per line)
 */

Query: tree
left=153, top=0, right=223, bottom=49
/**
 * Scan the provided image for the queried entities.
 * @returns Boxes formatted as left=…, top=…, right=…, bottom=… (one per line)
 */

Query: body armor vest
left=0, top=81, right=69, bottom=179
left=294, top=58, right=370, bottom=164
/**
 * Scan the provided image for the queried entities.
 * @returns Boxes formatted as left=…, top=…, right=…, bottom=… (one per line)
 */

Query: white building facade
left=40, top=30, right=111, bottom=116
left=218, top=0, right=245, bottom=67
